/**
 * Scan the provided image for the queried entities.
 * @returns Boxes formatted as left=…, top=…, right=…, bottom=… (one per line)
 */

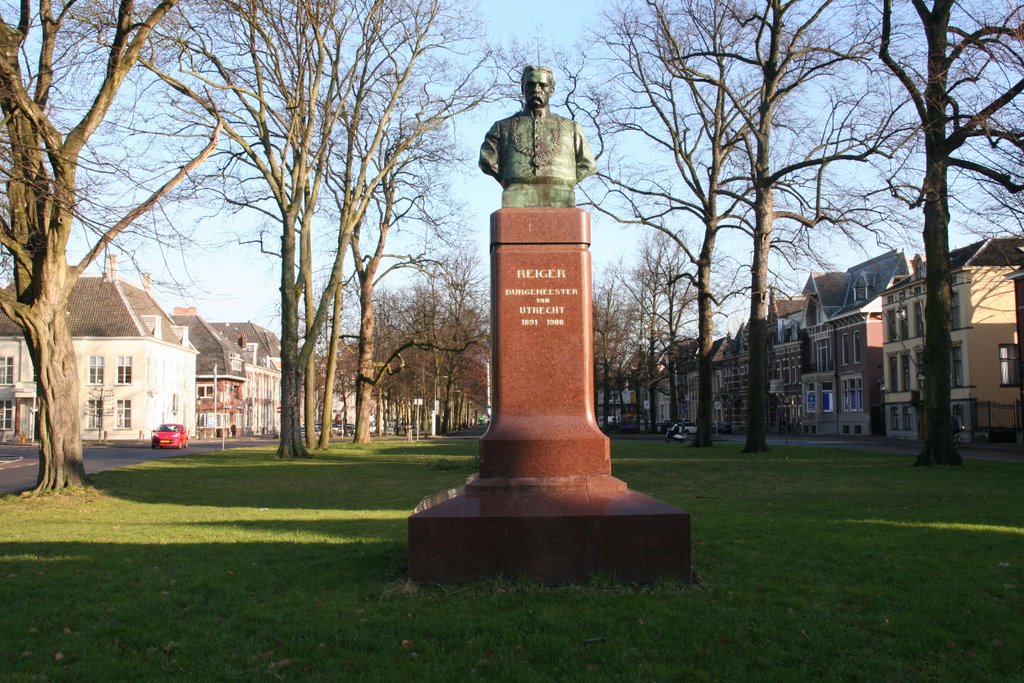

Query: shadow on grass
left=0, top=538, right=408, bottom=679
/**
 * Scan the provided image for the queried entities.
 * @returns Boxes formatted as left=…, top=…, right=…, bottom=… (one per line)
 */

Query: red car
left=151, top=423, right=189, bottom=449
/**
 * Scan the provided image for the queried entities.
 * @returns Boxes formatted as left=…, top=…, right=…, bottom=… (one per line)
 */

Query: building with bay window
left=799, top=250, right=909, bottom=435
left=881, top=237, right=1024, bottom=442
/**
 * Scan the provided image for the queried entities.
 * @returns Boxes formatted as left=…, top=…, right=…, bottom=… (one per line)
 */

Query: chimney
left=105, top=253, right=118, bottom=281
left=142, top=273, right=152, bottom=293
left=238, top=334, right=247, bottom=349
left=174, top=306, right=199, bottom=315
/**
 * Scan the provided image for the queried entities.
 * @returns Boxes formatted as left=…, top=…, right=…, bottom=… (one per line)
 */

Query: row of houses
left=0, top=256, right=284, bottom=442
left=609, top=237, right=1024, bottom=443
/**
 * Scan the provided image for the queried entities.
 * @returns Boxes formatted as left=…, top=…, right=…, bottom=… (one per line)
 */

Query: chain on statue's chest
left=510, top=117, right=565, bottom=173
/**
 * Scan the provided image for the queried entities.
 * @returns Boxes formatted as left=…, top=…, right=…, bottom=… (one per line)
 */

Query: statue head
left=521, top=65, right=555, bottom=115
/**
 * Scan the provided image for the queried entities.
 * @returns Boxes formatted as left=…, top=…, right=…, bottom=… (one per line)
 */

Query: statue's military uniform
left=479, top=111, right=596, bottom=208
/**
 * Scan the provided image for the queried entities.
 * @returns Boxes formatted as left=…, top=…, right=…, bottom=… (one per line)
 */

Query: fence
left=971, top=401, right=1020, bottom=443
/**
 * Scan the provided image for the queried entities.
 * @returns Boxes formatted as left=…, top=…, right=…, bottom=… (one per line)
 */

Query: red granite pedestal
left=407, top=208, right=691, bottom=584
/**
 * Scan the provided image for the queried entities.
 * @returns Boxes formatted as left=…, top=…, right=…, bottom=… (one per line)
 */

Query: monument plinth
left=407, top=209, right=692, bottom=584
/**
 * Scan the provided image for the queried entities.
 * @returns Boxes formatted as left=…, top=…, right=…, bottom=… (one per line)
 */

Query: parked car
left=151, top=423, right=189, bottom=449
left=714, top=420, right=732, bottom=434
left=618, top=419, right=640, bottom=434
left=681, top=421, right=698, bottom=435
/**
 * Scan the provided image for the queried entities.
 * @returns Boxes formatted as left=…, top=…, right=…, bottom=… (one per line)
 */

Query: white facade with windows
left=74, top=334, right=197, bottom=440
left=0, top=262, right=198, bottom=442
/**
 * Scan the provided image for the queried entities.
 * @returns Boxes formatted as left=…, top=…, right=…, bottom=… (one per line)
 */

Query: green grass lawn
left=1, top=440, right=1022, bottom=682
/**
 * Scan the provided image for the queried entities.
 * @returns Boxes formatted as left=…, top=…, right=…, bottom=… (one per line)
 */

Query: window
left=806, top=383, right=816, bottom=414
left=116, top=356, right=133, bottom=385
left=0, top=357, right=13, bottom=384
left=901, top=354, right=911, bottom=393
left=821, top=381, right=834, bottom=413
left=952, top=346, right=964, bottom=387
left=886, top=310, right=898, bottom=341
left=914, top=301, right=924, bottom=337
left=852, top=330, right=861, bottom=364
left=116, top=399, right=132, bottom=429
left=889, top=406, right=899, bottom=431
left=951, top=291, right=961, bottom=330
left=0, top=400, right=12, bottom=430
left=898, top=306, right=909, bottom=340
left=889, top=355, right=900, bottom=392
left=842, top=378, right=863, bottom=413
left=816, top=339, right=830, bottom=372
left=88, top=356, right=104, bottom=385
left=841, top=334, right=849, bottom=366
left=902, top=406, right=913, bottom=431
left=86, top=398, right=102, bottom=430
left=999, top=345, right=1019, bottom=386
left=197, top=384, right=214, bottom=399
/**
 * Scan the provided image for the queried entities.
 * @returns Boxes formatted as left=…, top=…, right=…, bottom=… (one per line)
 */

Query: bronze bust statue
left=479, top=65, right=596, bottom=208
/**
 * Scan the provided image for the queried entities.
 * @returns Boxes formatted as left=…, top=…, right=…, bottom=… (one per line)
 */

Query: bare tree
left=621, top=233, right=697, bottom=432
left=345, top=248, right=486, bottom=438
left=0, top=0, right=219, bottom=492
left=591, top=0, right=750, bottom=446
left=150, top=0, right=353, bottom=457
left=153, top=0, right=488, bottom=456
left=720, top=0, right=896, bottom=452
left=592, top=264, right=633, bottom=430
left=879, top=0, right=1024, bottom=466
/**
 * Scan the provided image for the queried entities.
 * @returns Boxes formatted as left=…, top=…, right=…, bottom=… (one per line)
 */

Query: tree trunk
left=646, top=335, right=658, bottom=433
left=20, top=303, right=88, bottom=492
left=276, top=215, right=308, bottom=459
left=694, top=252, right=716, bottom=447
left=601, top=358, right=611, bottom=431
left=916, top=156, right=961, bottom=465
left=914, top=4, right=961, bottom=466
left=744, top=185, right=772, bottom=453
left=318, top=286, right=343, bottom=449
left=667, top=357, right=679, bottom=428
left=353, top=277, right=376, bottom=444
left=301, top=215, right=317, bottom=450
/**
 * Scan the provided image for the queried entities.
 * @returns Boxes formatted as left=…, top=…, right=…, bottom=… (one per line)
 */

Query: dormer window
left=853, top=276, right=869, bottom=301
left=141, top=315, right=162, bottom=337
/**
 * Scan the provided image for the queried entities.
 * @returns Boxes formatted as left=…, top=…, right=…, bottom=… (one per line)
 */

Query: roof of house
left=170, top=313, right=244, bottom=379
left=803, top=250, right=910, bottom=320
left=209, top=321, right=282, bottom=361
left=949, top=236, right=1024, bottom=269
left=0, top=274, right=187, bottom=346
left=772, top=294, right=807, bottom=318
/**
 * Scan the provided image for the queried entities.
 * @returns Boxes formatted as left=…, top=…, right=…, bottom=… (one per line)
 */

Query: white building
left=0, top=259, right=198, bottom=441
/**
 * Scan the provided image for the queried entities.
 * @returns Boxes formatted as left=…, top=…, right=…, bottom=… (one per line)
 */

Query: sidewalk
left=614, top=429, right=1024, bottom=462
left=772, top=431, right=1023, bottom=462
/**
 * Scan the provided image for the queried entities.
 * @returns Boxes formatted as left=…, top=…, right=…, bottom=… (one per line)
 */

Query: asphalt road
left=0, top=438, right=272, bottom=495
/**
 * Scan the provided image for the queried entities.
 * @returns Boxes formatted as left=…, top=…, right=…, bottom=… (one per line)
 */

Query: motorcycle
left=665, top=423, right=687, bottom=442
